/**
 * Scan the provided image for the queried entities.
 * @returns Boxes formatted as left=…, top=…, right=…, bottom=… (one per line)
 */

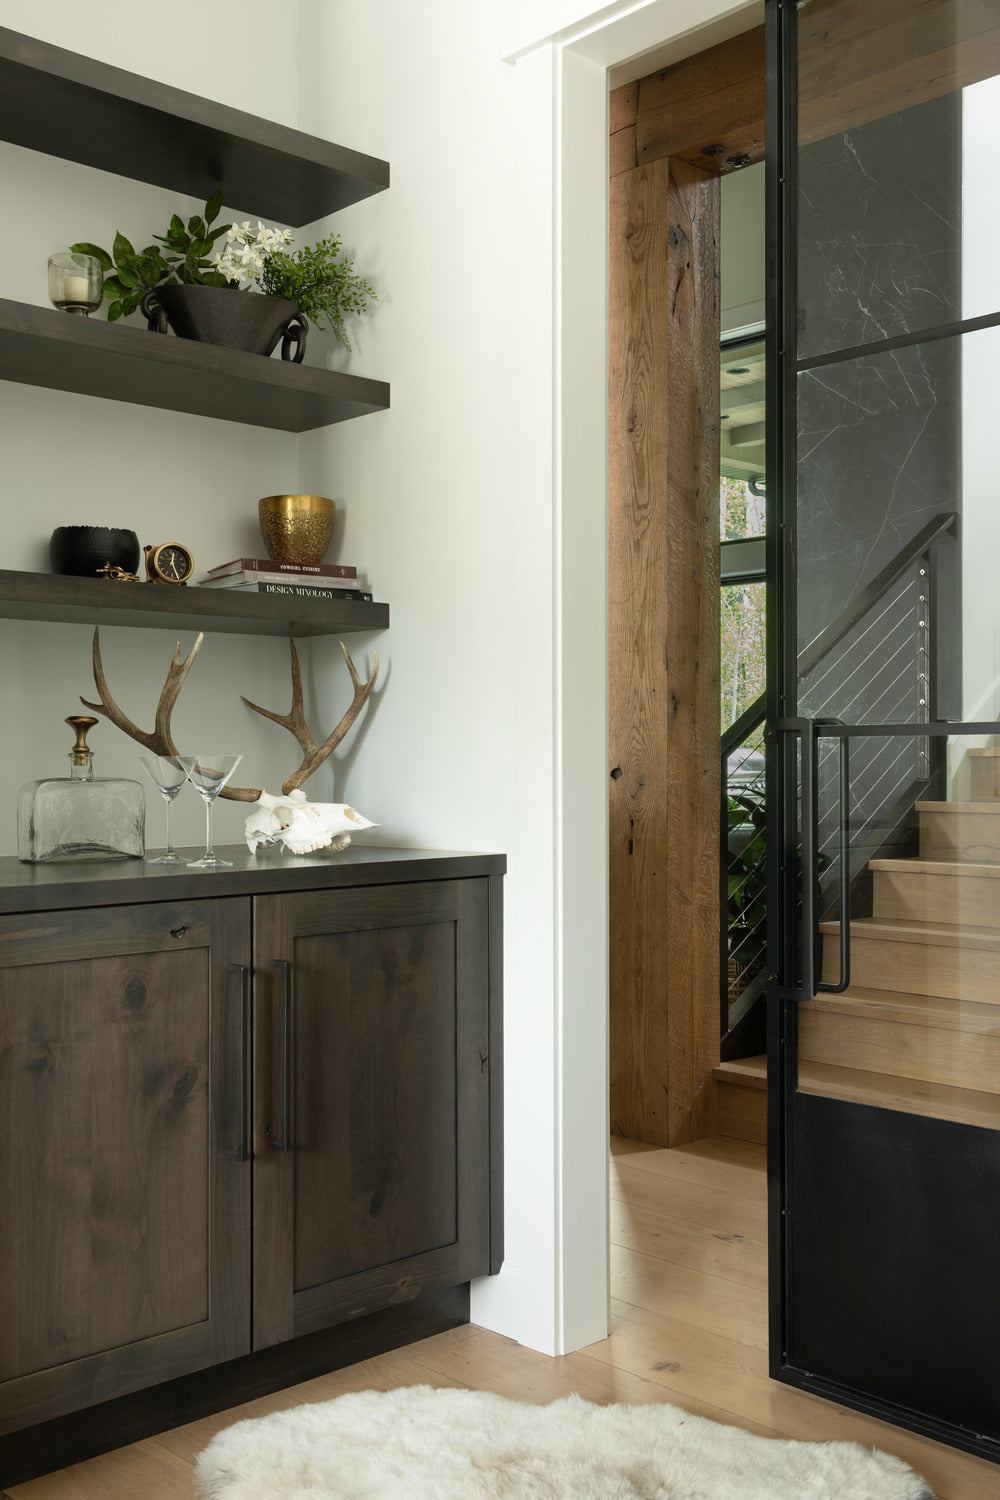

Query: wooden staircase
left=716, top=755, right=1000, bottom=1143
left=801, top=787, right=1000, bottom=1128
left=714, top=1055, right=767, bottom=1144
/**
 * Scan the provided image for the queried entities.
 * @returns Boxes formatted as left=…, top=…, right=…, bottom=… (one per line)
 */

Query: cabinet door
left=252, top=879, right=490, bottom=1348
left=0, top=898, right=251, bottom=1433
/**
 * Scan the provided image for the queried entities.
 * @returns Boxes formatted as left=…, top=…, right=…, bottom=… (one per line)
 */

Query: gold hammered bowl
left=258, top=494, right=335, bottom=565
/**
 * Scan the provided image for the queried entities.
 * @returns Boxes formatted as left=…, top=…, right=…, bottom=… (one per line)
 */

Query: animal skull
left=245, top=790, right=378, bottom=855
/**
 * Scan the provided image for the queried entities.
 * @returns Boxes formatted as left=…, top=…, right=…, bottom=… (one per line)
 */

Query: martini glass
left=180, top=754, right=243, bottom=868
left=138, top=754, right=189, bottom=864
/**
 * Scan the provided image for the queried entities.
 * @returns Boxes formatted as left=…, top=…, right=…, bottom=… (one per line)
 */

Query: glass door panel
left=798, top=728, right=1000, bottom=1133
left=796, top=0, right=1000, bottom=357
left=770, top=0, right=1000, bottom=1459
left=786, top=729, right=1000, bottom=1442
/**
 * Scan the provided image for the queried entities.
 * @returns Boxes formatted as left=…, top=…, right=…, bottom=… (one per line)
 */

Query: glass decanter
left=18, top=716, right=145, bottom=863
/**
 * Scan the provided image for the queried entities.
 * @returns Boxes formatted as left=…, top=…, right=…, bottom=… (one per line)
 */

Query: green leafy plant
left=256, top=233, right=376, bottom=348
left=727, top=790, right=767, bottom=938
left=71, top=191, right=233, bottom=322
left=73, top=198, right=378, bottom=347
left=726, top=787, right=830, bottom=990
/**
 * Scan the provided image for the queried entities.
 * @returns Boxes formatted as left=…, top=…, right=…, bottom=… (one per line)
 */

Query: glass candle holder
left=48, top=251, right=103, bottom=316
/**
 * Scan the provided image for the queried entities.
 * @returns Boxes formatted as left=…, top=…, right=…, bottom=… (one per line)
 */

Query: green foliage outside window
left=720, top=475, right=765, bottom=542
left=722, top=582, right=766, bottom=733
left=720, top=477, right=766, bottom=733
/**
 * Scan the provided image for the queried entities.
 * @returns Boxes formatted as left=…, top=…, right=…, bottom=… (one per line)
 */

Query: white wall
left=1, top=0, right=758, bottom=1358
left=296, top=0, right=566, bottom=1352
left=292, top=0, right=758, bottom=1355
left=949, top=76, right=1000, bottom=796
left=722, top=161, right=765, bottom=333
left=961, top=79, right=1000, bottom=730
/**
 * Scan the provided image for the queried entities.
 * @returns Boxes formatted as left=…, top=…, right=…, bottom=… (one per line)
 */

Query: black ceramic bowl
left=50, top=526, right=140, bottom=578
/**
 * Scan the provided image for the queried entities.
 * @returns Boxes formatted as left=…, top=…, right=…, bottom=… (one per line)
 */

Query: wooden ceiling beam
left=610, top=80, right=638, bottom=134
left=610, top=78, right=638, bottom=175
left=613, top=0, right=1000, bottom=176
left=611, top=28, right=765, bottom=178
left=799, top=0, right=1000, bottom=143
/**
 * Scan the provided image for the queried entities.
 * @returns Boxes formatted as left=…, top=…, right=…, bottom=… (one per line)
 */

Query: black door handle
left=227, top=963, right=250, bottom=1162
left=271, top=959, right=293, bottom=1152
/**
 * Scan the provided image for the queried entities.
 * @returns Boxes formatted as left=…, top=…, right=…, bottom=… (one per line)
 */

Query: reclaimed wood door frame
left=608, top=29, right=765, bottom=1147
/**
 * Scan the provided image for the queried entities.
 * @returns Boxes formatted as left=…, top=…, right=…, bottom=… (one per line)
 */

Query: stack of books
left=199, top=557, right=373, bottom=602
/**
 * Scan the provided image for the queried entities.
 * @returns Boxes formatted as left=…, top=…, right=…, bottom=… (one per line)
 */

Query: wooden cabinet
left=252, top=880, right=490, bottom=1348
left=0, top=897, right=251, bottom=1434
left=0, top=852, right=502, bottom=1467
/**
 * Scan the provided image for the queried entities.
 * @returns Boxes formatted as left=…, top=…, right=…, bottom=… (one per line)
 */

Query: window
left=722, top=580, right=766, bottom=730
left=720, top=331, right=766, bottom=732
left=720, top=334, right=765, bottom=512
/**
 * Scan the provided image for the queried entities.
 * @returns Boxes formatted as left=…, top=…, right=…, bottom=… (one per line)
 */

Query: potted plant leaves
left=72, top=192, right=377, bottom=360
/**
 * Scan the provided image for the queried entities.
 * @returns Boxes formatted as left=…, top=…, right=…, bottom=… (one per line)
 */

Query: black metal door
left=767, top=0, right=1000, bottom=1461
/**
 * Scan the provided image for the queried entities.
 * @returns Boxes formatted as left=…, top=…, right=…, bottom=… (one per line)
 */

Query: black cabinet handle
left=227, top=963, right=250, bottom=1162
left=271, top=960, right=294, bottom=1153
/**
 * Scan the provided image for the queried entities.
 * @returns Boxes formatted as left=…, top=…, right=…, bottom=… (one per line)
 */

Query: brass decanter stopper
left=66, top=715, right=99, bottom=766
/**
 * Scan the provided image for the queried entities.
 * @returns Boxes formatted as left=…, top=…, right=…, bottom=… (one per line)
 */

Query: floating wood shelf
left=0, top=29, right=391, bottom=641
left=0, top=299, right=390, bottom=431
left=0, top=26, right=389, bottom=224
left=0, top=569, right=389, bottom=639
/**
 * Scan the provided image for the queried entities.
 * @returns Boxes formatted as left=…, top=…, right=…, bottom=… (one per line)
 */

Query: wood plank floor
left=4, top=1135, right=997, bottom=1498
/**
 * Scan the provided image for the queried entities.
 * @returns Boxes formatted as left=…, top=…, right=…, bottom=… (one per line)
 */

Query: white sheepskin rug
left=194, top=1384, right=936, bottom=1499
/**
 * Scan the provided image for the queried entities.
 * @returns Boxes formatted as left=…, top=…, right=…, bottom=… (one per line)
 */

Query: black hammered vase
left=50, top=526, right=141, bottom=577
left=140, top=285, right=308, bottom=362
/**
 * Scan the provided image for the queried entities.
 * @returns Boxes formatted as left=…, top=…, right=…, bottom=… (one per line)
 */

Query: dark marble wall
left=795, top=95, right=963, bottom=675
left=797, top=337, right=960, bottom=650
left=798, top=95, right=962, bottom=362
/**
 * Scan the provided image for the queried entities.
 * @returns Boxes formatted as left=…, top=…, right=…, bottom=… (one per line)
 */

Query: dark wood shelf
left=0, top=569, right=389, bottom=639
left=0, top=26, right=388, bottom=225
left=0, top=32, right=392, bottom=640
left=0, top=299, right=389, bottom=431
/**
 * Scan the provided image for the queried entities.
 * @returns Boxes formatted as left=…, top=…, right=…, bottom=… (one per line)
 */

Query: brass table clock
left=144, top=542, right=194, bottom=584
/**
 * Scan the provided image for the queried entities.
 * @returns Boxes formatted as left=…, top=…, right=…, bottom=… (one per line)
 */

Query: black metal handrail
left=797, top=512, right=956, bottom=682
left=720, top=510, right=956, bottom=766
left=720, top=510, right=958, bottom=1047
left=785, top=717, right=1000, bottom=1002
left=722, top=693, right=766, bottom=762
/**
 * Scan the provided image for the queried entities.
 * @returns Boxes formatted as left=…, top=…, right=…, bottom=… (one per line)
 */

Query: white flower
left=210, top=219, right=295, bottom=288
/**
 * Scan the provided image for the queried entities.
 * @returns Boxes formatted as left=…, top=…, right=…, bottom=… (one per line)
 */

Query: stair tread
left=870, top=857, right=1000, bottom=878
left=916, top=800, right=1000, bottom=814
left=713, top=1056, right=767, bottom=1089
left=821, top=915, right=1000, bottom=943
left=804, top=986, right=1000, bottom=1033
left=798, top=1059, right=1000, bottom=1128
left=819, top=916, right=1000, bottom=950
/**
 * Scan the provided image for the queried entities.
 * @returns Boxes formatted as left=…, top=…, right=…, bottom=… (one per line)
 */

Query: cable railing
left=722, top=705, right=768, bottom=1048
left=720, top=511, right=956, bottom=1055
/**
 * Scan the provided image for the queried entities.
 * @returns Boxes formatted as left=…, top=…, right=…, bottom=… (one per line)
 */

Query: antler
left=81, top=627, right=204, bottom=754
left=224, top=638, right=378, bottom=801
left=82, top=629, right=377, bottom=804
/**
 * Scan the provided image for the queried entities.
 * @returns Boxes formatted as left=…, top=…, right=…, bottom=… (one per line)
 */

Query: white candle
left=62, top=275, right=92, bottom=302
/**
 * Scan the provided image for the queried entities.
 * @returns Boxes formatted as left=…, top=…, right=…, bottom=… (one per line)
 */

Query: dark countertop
left=0, top=843, right=506, bottom=913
